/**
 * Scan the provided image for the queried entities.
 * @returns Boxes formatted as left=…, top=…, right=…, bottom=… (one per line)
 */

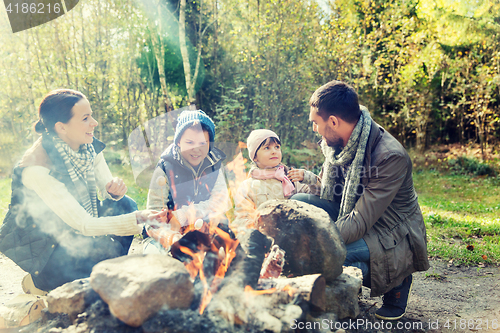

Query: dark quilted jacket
left=0, top=136, right=105, bottom=275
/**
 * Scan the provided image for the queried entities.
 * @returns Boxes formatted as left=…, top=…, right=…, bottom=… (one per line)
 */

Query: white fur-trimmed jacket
left=231, top=165, right=319, bottom=231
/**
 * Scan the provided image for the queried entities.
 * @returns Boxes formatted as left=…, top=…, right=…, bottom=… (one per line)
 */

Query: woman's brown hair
left=34, top=89, right=86, bottom=134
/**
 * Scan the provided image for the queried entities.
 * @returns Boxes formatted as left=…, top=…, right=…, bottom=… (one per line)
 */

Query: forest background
left=0, top=0, right=500, bottom=266
left=1, top=0, right=500, bottom=169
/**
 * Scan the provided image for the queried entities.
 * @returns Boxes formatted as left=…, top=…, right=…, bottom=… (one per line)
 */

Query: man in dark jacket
left=292, top=80, right=429, bottom=320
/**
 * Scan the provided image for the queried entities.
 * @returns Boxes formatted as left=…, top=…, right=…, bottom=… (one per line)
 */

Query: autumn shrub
left=448, top=156, right=497, bottom=177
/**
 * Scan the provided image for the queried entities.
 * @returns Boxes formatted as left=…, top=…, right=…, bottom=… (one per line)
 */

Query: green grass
left=107, top=163, right=148, bottom=210
left=414, top=170, right=500, bottom=266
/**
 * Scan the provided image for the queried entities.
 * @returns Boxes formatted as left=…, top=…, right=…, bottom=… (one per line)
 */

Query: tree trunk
left=150, top=0, right=174, bottom=113
left=179, top=0, right=195, bottom=105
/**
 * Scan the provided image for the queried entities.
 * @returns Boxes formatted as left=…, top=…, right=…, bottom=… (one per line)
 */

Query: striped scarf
left=320, top=106, right=372, bottom=219
left=52, top=135, right=98, bottom=217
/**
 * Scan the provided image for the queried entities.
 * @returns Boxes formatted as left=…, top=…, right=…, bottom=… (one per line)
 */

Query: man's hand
left=106, top=177, right=127, bottom=198
left=288, top=168, right=305, bottom=182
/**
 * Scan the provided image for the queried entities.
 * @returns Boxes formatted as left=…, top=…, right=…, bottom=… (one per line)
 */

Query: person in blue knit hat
left=143, top=110, right=230, bottom=252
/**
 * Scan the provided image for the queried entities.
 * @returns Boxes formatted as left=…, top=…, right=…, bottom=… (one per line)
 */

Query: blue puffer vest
left=157, top=144, right=226, bottom=210
left=0, top=135, right=105, bottom=275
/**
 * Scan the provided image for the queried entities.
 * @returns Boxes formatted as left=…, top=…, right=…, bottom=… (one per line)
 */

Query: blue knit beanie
left=174, top=110, right=216, bottom=144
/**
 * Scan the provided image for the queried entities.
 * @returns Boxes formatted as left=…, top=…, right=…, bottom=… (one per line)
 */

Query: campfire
left=172, top=224, right=240, bottom=315
left=17, top=148, right=357, bottom=332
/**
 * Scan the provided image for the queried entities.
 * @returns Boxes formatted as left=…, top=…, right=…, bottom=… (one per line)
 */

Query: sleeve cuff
left=302, top=170, right=319, bottom=184
left=172, top=210, right=189, bottom=227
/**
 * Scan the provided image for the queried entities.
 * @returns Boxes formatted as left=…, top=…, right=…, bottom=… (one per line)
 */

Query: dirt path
left=1, top=242, right=499, bottom=332
left=354, top=260, right=500, bottom=332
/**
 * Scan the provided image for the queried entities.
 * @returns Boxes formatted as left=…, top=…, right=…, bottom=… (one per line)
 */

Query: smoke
left=18, top=190, right=108, bottom=260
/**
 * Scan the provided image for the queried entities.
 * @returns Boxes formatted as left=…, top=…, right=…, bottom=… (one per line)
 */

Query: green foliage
left=281, top=146, right=323, bottom=174
left=414, top=169, right=500, bottom=216
left=213, top=0, right=322, bottom=147
left=447, top=156, right=497, bottom=177
left=2, top=0, right=500, bottom=159
left=107, top=163, right=148, bottom=210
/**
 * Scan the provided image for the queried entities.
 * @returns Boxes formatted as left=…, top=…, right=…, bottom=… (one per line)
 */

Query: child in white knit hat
left=231, top=129, right=320, bottom=231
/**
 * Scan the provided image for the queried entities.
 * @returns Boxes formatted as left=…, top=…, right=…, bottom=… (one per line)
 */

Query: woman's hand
left=106, top=177, right=127, bottom=198
left=135, top=209, right=168, bottom=225
left=288, top=168, right=305, bottom=182
left=136, top=209, right=181, bottom=232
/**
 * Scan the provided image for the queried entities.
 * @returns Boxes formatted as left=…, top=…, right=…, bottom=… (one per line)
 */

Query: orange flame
left=178, top=227, right=240, bottom=314
left=244, top=285, right=277, bottom=295
left=214, top=228, right=240, bottom=278
left=179, top=246, right=205, bottom=280
left=225, top=151, right=249, bottom=210
left=179, top=245, right=212, bottom=314
left=282, top=285, right=297, bottom=297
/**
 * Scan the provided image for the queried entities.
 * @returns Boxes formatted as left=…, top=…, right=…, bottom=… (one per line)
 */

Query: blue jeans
left=33, top=196, right=137, bottom=291
left=291, top=193, right=371, bottom=286
left=344, top=238, right=371, bottom=287
left=291, top=193, right=340, bottom=220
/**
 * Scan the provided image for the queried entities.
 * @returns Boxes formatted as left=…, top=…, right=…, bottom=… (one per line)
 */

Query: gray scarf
left=52, top=136, right=98, bottom=217
left=320, top=107, right=372, bottom=219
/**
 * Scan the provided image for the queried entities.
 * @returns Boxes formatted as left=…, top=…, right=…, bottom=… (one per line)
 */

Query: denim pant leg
left=290, top=193, right=340, bottom=221
left=344, top=238, right=371, bottom=287
left=99, top=195, right=138, bottom=255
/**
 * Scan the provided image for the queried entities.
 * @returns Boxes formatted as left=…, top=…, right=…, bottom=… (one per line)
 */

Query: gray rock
left=280, top=304, right=304, bottom=332
left=90, top=254, right=194, bottom=327
left=256, top=200, right=346, bottom=282
left=46, top=278, right=99, bottom=320
left=324, top=266, right=362, bottom=319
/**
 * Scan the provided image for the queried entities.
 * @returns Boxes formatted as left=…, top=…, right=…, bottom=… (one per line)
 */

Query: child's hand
left=288, top=168, right=305, bottom=182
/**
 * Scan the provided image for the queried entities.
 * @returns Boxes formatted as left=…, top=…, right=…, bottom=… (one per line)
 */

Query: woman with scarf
left=0, top=89, right=165, bottom=294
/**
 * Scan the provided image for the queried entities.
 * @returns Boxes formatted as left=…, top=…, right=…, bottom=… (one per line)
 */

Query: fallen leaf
left=466, top=244, right=474, bottom=251
left=482, top=254, right=488, bottom=260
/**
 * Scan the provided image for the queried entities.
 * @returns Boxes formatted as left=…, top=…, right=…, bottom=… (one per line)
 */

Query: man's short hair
left=309, top=81, right=361, bottom=124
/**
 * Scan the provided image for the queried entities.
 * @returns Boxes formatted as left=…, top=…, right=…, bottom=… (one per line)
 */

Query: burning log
left=258, top=274, right=326, bottom=312
left=169, top=224, right=249, bottom=315
left=260, top=245, right=285, bottom=279
left=226, top=228, right=273, bottom=288
left=203, top=229, right=274, bottom=326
